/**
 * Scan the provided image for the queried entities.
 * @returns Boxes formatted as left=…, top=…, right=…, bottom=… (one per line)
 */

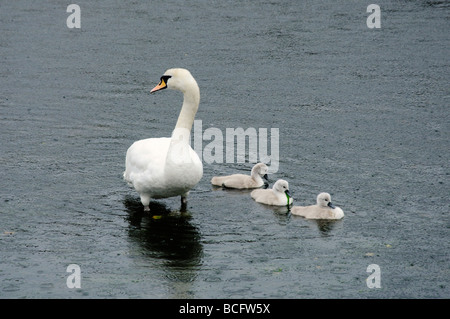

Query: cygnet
left=250, top=179, right=293, bottom=206
left=291, top=192, right=344, bottom=220
left=211, top=163, right=269, bottom=189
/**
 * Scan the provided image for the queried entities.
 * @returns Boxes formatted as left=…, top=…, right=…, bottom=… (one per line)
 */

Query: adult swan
left=124, top=68, right=203, bottom=212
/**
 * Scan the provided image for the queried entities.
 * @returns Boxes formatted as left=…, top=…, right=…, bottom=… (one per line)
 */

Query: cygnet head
left=252, top=163, right=269, bottom=181
left=150, top=68, right=198, bottom=94
left=317, top=192, right=335, bottom=209
left=273, top=179, right=291, bottom=197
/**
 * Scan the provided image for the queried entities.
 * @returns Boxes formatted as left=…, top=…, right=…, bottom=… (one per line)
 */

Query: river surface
left=0, top=1, right=449, bottom=298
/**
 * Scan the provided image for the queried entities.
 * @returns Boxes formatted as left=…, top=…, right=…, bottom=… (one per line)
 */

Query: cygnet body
left=291, top=192, right=344, bottom=220
left=251, top=179, right=293, bottom=206
left=211, top=163, right=269, bottom=189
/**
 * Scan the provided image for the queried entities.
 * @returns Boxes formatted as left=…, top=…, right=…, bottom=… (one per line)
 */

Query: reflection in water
left=314, top=219, right=340, bottom=236
left=123, top=195, right=203, bottom=293
left=291, top=213, right=343, bottom=236
left=214, top=186, right=292, bottom=225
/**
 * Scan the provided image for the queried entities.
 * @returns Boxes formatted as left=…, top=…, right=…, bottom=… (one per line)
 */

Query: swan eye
left=160, top=75, right=172, bottom=86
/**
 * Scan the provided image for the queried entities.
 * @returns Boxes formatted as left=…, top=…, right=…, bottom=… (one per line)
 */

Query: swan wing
left=123, top=137, right=170, bottom=193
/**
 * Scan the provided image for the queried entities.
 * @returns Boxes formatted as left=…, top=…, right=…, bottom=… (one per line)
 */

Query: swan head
left=251, top=163, right=269, bottom=181
left=317, top=192, right=335, bottom=209
left=150, top=68, right=198, bottom=94
left=273, top=179, right=291, bottom=197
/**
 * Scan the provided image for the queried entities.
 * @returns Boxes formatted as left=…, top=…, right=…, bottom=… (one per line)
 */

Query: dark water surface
left=1, top=1, right=449, bottom=298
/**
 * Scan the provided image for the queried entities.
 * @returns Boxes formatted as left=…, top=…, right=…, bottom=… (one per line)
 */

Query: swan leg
left=140, top=194, right=151, bottom=212
left=180, top=192, right=188, bottom=212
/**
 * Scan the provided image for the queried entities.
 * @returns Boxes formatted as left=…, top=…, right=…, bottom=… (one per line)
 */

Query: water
left=1, top=0, right=449, bottom=298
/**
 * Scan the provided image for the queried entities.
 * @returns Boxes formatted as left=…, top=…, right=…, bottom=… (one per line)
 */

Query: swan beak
left=150, top=78, right=167, bottom=93
left=263, top=174, right=270, bottom=182
left=328, top=201, right=335, bottom=209
left=285, top=190, right=291, bottom=198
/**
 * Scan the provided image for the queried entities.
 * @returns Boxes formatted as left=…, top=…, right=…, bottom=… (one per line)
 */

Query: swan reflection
left=123, top=196, right=203, bottom=270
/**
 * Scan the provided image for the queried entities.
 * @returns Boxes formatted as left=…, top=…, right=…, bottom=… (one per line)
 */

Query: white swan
left=211, top=163, right=269, bottom=189
left=123, top=68, right=203, bottom=212
left=250, top=179, right=293, bottom=206
left=291, top=192, right=344, bottom=220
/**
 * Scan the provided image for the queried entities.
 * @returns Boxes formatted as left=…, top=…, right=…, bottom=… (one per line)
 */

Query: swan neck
left=174, top=86, right=200, bottom=132
left=165, top=86, right=200, bottom=171
left=251, top=169, right=263, bottom=183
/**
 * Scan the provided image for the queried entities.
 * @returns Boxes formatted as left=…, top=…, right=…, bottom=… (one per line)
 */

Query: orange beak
left=150, top=78, right=167, bottom=93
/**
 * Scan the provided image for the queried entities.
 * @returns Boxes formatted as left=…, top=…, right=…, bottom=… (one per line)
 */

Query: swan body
left=211, top=163, right=269, bottom=189
left=124, top=68, right=203, bottom=211
left=251, top=179, right=293, bottom=206
left=291, top=192, right=344, bottom=220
